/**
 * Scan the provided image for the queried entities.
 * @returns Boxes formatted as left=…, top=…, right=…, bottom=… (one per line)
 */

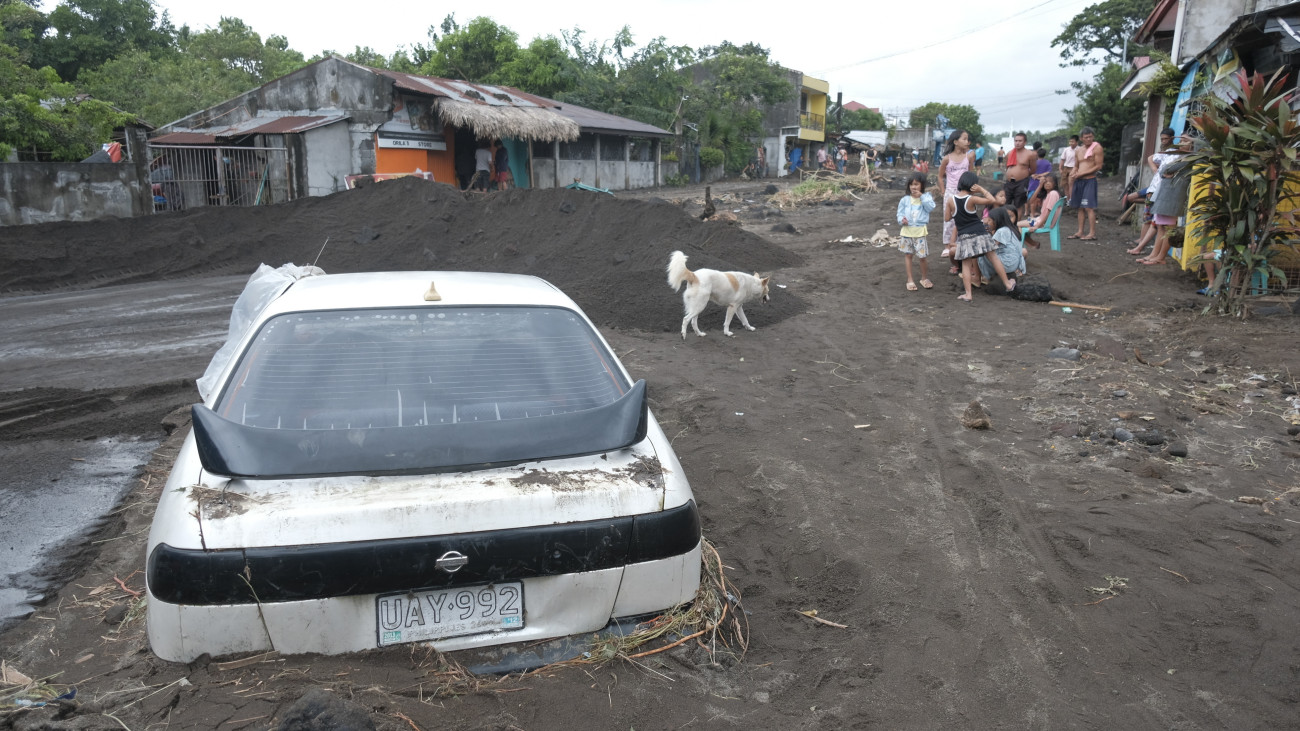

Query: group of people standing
left=785, top=143, right=878, bottom=176
left=893, top=126, right=1108, bottom=303
left=1003, top=129, right=1103, bottom=240
left=1125, top=128, right=1194, bottom=270
left=468, top=139, right=512, bottom=192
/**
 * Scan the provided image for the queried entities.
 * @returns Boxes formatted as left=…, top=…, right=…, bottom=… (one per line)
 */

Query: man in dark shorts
left=1003, top=133, right=1031, bottom=215
left=1068, top=127, right=1103, bottom=240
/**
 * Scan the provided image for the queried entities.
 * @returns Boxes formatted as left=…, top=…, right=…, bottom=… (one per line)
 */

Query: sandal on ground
left=949, top=266, right=959, bottom=275
left=1139, top=258, right=1165, bottom=265
left=1079, top=235, right=1097, bottom=241
left=1196, top=287, right=1217, bottom=296
left=1006, top=279, right=1017, bottom=293
left=920, top=279, right=933, bottom=289
left=1067, top=233, right=1082, bottom=239
left=1127, top=247, right=1147, bottom=255
left=906, top=281, right=918, bottom=291
left=957, top=294, right=973, bottom=302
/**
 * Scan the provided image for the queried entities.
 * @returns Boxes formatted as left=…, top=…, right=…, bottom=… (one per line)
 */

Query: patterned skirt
left=953, top=231, right=997, bottom=261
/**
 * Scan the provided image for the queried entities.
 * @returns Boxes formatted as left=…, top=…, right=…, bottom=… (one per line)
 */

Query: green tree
left=182, top=17, right=304, bottom=80
left=1067, top=61, right=1142, bottom=173
left=685, top=43, right=791, bottom=173
left=605, top=36, right=693, bottom=128
left=841, top=107, right=885, bottom=131
left=0, top=40, right=133, bottom=159
left=908, top=102, right=985, bottom=142
left=0, top=0, right=48, bottom=65
left=37, top=0, right=175, bottom=80
left=420, top=15, right=519, bottom=82
left=495, top=35, right=579, bottom=98
left=79, top=17, right=307, bottom=126
left=1050, top=0, right=1156, bottom=67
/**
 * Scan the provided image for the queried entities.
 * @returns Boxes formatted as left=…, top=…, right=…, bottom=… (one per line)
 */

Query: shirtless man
left=1003, top=133, right=1032, bottom=216
left=1069, top=126, right=1103, bottom=241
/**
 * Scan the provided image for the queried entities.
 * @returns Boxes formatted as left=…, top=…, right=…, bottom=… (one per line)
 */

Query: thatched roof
left=434, top=99, right=580, bottom=142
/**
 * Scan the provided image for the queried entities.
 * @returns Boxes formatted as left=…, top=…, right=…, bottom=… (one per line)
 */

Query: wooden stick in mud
left=1049, top=300, right=1112, bottom=312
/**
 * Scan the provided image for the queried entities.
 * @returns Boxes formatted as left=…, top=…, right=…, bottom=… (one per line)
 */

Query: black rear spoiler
left=191, top=380, right=648, bottom=478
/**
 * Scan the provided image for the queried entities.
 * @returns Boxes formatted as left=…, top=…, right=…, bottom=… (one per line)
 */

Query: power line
left=817, top=0, right=1085, bottom=75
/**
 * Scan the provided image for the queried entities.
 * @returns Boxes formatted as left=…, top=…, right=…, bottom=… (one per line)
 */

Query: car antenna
left=311, top=236, right=330, bottom=268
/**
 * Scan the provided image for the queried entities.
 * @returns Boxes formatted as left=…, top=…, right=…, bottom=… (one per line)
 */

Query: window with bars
left=559, top=135, right=596, bottom=160
left=628, top=138, right=653, bottom=162
left=600, top=135, right=625, bottom=160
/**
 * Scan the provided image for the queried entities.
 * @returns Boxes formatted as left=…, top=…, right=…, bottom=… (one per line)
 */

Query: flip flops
left=906, top=282, right=918, bottom=291
left=920, top=279, right=933, bottom=289
left=957, top=294, right=972, bottom=302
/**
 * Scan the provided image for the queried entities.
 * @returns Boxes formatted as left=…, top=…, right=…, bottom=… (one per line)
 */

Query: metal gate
left=147, top=144, right=293, bottom=211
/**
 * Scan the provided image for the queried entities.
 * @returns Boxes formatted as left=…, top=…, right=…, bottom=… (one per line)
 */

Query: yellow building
left=799, top=75, right=829, bottom=142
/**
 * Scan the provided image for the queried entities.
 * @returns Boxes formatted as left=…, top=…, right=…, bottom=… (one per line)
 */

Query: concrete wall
left=161, top=58, right=393, bottom=132
left=760, top=69, right=803, bottom=138
left=1180, top=0, right=1249, bottom=64
left=890, top=128, right=931, bottom=151
left=0, top=163, right=151, bottom=226
left=530, top=136, right=661, bottom=191
left=305, top=122, right=353, bottom=195
left=530, top=160, right=658, bottom=191
left=628, top=161, right=656, bottom=188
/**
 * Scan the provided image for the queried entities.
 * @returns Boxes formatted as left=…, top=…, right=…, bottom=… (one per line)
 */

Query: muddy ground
left=2, top=174, right=1300, bottom=730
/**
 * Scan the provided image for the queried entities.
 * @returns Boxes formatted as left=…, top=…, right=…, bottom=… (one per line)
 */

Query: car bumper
left=147, top=543, right=701, bottom=662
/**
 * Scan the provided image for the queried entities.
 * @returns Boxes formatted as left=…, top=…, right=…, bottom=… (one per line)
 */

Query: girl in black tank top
left=947, top=172, right=1016, bottom=301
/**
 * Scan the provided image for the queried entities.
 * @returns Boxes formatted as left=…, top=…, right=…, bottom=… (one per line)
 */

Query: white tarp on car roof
left=196, top=263, right=325, bottom=402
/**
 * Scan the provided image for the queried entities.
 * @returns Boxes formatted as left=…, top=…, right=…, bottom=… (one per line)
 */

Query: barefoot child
left=979, top=206, right=1027, bottom=286
left=896, top=172, right=936, bottom=291
left=947, top=172, right=1016, bottom=302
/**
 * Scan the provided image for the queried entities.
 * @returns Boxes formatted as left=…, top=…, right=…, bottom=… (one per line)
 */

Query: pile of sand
left=0, top=180, right=805, bottom=331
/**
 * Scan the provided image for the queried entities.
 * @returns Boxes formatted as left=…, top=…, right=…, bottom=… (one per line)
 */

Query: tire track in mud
left=846, top=298, right=1082, bottom=726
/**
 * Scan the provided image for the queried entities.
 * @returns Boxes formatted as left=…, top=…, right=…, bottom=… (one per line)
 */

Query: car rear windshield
left=216, top=306, right=630, bottom=430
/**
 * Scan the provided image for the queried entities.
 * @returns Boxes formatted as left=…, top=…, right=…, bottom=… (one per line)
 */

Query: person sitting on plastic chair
left=1019, top=173, right=1062, bottom=250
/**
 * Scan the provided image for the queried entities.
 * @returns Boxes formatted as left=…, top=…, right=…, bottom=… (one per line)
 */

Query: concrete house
left=149, top=57, right=670, bottom=209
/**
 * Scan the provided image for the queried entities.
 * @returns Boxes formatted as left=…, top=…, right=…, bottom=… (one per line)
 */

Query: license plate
left=376, top=583, right=524, bottom=647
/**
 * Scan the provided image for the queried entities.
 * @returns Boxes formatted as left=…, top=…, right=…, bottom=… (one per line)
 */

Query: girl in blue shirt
left=896, top=172, right=936, bottom=291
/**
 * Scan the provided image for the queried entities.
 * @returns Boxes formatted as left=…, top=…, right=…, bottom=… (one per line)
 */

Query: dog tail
left=667, top=250, right=697, bottom=292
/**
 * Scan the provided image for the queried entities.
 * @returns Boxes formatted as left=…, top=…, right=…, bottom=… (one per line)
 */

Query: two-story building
left=756, top=70, right=829, bottom=177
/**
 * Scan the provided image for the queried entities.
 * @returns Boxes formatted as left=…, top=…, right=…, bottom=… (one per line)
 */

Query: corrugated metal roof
left=151, top=131, right=218, bottom=144
left=367, top=65, right=670, bottom=137
left=150, top=113, right=348, bottom=145
left=372, top=69, right=553, bottom=108
left=545, top=101, right=672, bottom=138
left=230, top=113, right=348, bottom=135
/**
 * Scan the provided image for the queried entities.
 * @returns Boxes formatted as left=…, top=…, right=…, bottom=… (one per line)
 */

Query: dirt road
left=2, top=177, right=1299, bottom=729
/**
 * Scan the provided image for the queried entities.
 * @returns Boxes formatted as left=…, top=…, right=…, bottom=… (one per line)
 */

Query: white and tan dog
left=667, top=250, right=770, bottom=339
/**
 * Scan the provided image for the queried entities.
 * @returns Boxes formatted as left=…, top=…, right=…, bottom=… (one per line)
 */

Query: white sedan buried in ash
left=146, top=269, right=701, bottom=663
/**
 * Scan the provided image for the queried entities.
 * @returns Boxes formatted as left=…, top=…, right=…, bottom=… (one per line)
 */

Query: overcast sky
left=148, top=0, right=1111, bottom=135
